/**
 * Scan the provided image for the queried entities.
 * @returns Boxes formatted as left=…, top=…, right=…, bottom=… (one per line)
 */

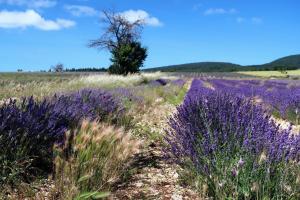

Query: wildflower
left=251, top=182, right=259, bottom=192
left=202, top=184, right=208, bottom=194
left=296, top=174, right=300, bottom=184
left=231, top=168, right=238, bottom=177
left=259, top=151, right=267, bottom=164
left=218, top=180, right=226, bottom=188
left=284, top=185, right=292, bottom=193
left=237, top=158, right=245, bottom=168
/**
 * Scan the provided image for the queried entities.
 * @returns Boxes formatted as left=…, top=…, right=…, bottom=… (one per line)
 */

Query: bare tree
left=89, top=10, right=148, bottom=75
left=88, top=10, right=145, bottom=51
left=52, top=63, right=64, bottom=73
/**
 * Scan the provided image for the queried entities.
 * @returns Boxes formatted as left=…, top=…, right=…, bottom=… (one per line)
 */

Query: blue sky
left=0, top=0, right=299, bottom=72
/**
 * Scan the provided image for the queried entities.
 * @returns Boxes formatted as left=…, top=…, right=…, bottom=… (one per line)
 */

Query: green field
left=237, top=69, right=300, bottom=78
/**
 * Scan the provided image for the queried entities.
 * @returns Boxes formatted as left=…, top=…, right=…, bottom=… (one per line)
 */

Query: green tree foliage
left=109, top=42, right=147, bottom=75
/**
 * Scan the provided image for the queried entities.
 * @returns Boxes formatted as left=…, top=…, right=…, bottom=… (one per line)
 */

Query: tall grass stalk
left=54, top=120, right=139, bottom=199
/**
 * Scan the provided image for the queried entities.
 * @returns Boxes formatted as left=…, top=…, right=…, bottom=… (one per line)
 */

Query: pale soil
left=272, top=117, right=300, bottom=135
left=2, top=179, right=56, bottom=200
left=111, top=91, right=201, bottom=200
left=111, top=142, right=200, bottom=200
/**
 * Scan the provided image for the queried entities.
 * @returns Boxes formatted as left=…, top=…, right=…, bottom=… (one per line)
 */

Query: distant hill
left=265, top=55, right=300, bottom=68
left=145, top=62, right=242, bottom=72
left=145, top=54, right=300, bottom=72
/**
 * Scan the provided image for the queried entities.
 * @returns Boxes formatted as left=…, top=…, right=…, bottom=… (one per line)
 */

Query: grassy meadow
left=0, top=72, right=172, bottom=100
left=0, top=72, right=299, bottom=199
left=237, top=69, right=300, bottom=78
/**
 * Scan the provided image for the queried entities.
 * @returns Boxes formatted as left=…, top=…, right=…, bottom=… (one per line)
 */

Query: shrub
left=111, top=88, right=144, bottom=105
left=54, top=120, right=139, bottom=199
left=155, top=78, right=169, bottom=86
left=170, top=79, right=186, bottom=88
left=109, top=42, right=147, bottom=75
left=165, top=79, right=300, bottom=199
left=0, top=97, right=70, bottom=185
left=50, top=89, right=124, bottom=125
left=208, top=79, right=300, bottom=124
left=0, top=89, right=123, bottom=185
left=52, top=63, right=64, bottom=73
left=148, top=78, right=171, bottom=87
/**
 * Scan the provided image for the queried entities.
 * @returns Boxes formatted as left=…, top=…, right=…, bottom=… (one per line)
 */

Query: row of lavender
left=165, top=79, right=300, bottom=199
left=207, top=79, right=300, bottom=124
left=0, top=89, right=123, bottom=184
left=0, top=78, right=186, bottom=186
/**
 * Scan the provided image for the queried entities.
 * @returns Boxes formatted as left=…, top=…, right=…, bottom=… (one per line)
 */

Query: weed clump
left=54, top=120, right=139, bottom=199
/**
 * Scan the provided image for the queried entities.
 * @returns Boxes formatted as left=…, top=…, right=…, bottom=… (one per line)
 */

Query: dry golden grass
left=237, top=70, right=300, bottom=78
left=54, top=120, right=140, bottom=200
left=0, top=72, right=172, bottom=101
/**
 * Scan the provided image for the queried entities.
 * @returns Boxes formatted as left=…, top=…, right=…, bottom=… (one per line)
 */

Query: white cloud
left=193, top=3, right=202, bottom=11
left=65, top=5, right=98, bottom=17
left=235, top=17, right=263, bottom=25
left=118, top=10, right=163, bottom=27
left=251, top=17, right=263, bottom=24
left=0, top=0, right=56, bottom=8
left=204, top=8, right=237, bottom=16
left=0, top=9, right=75, bottom=30
left=31, top=0, right=56, bottom=8
left=236, top=17, right=245, bottom=23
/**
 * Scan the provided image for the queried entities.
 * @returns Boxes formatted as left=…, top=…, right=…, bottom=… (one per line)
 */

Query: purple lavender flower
left=238, top=158, right=245, bottom=168
left=111, top=87, right=144, bottom=103
left=231, top=168, right=238, bottom=177
left=0, top=88, right=123, bottom=182
left=170, top=79, right=186, bottom=88
left=149, top=78, right=170, bottom=86
left=165, top=79, right=300, bottom=179
left=206, top=78, right=300, bottom=123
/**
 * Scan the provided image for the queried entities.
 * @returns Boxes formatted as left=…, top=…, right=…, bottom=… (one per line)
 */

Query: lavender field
left=2, top=0, right=300, bottom=199
left=0, top=72, right=299, bottom=199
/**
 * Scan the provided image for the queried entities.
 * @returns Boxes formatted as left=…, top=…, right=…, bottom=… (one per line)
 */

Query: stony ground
left=111, top=142, right=200, bottom=200
left=273, top=117, right=300, bottom=135
left=112, top=83, right=201, bottom=200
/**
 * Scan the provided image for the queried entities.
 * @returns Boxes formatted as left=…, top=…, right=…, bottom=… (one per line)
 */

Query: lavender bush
left=0, top=97, right=69, bottom=184
left=208, top=79, right=300, bottom=124
left=0, top=89, right=122, bottom=185
left=170, top=79, right=186, bottom=88
left=149, top=78, right=169, bottom=86
left=51, top=89, right=123, bottom=124
left=165, top=79, right=300, bottom=199
left=111, top=87, right=144, bottom=105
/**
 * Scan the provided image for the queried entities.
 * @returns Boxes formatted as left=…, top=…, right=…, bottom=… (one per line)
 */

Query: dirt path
left=111, top=142, right=200, bottom=200
left=111, top=81, right=200, bottom=199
